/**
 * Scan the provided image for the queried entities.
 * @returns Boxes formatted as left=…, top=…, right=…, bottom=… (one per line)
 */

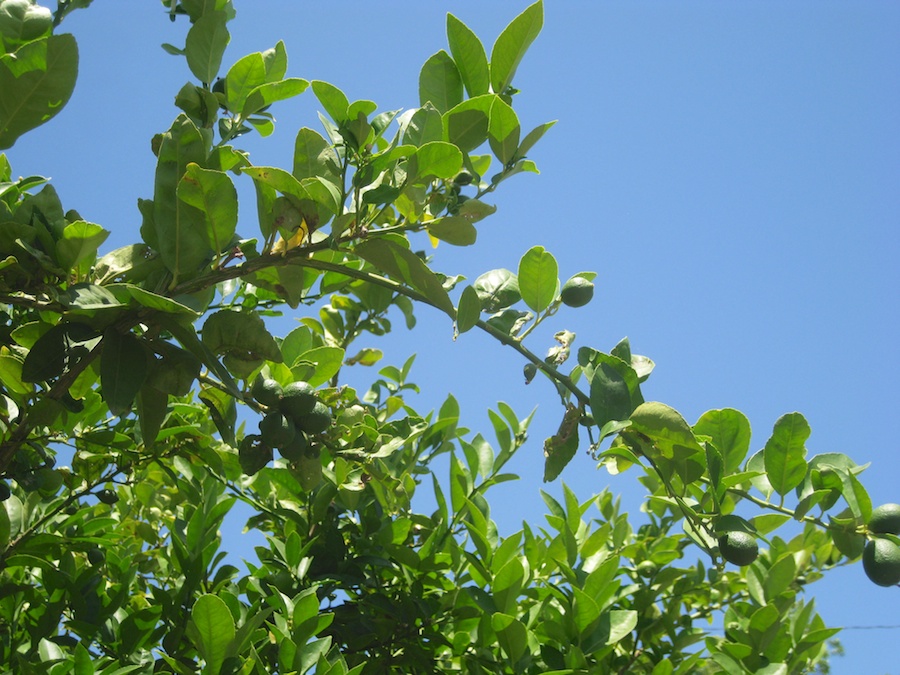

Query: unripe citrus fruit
left=251, top=376, right=283, bottom=407
left=868, top=503, right=900, bottom=535
left=259, top=412, right=296, bottom=448
left=718, top=531, right=759, bottom=566
left=96, top=488, right=119, bottom=505
left=296, top=401, right=333, bottom=435
left=278, top=429, right=310, bottom=462
left=280, top=381, right=318, bottom=421
left=87, top=548, right=105, bottom=566
left=0, top=482, right=10, bottom=501
left=862, top=537, right=900, bottom=587
left=297, top=451, right=323, bottom=491
left=560, top=277, right=594, bottom=308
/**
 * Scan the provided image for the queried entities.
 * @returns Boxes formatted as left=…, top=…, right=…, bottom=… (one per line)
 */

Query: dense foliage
left=0, top=1, right=896, bottom=673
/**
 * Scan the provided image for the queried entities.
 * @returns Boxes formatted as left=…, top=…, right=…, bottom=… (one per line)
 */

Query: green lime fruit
left=862, top=537, right=900, bottom=587
left=280, top=381, right=318, bottom=421
left=868, top=503, right=900, bottom=535
left=636, top=560, right=658, bottom=578
left=239, top=434, right=272, bottom=475
left=297, top=451, right=323, bottom=491
left=0, top=482, right=10, bottom=501
left=296, top=401, right=333, bottom=435
left=278, top=429, right=310, bottom=462
left=251, top=376, right=283, bottom=407
left=718, top=531, right=759, bottom=566
left=560, top=276, right=594, bottom=308
left=96, top=488, right=119, bottom=505
left=259, top=412, right=296, bottom=448
left=87, top=548, right=105, bottom=566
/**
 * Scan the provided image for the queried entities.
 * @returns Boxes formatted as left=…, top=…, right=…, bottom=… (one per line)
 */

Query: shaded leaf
left=100, top=330, right=148, bottom=416
left=0, top=34, right=78, bottom=150
left=177, top=162, right=238, bottom=254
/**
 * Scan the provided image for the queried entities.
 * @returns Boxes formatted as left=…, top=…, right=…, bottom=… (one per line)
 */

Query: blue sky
left=7, top=2, right=899, bottom=672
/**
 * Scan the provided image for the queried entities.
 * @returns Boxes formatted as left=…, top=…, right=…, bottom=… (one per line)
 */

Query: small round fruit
left=259, top=412, right=296, bottom=448
left=278, top=429, right=310, bottom=462
left=296, top=401, right=333, bottom=435
left=87, top=548, right=105, bottom=566
left=251, top=376, right=283, bottom=407
left=297, top=451, right=323, bottom=491
left=560, top=277, right=594, bottom=308
left=0, top=482, right=10, bottom=501
left=868, top=503, right=900, bottom=535
left=280, top=381, right=318, bottom=421
left=862, top=537, right=900, bottom=587
left=636, top=560, right=658, bottom=578
left=96, top=488, right=119, bottom=505
left=718, top=531, right=759, bottom=566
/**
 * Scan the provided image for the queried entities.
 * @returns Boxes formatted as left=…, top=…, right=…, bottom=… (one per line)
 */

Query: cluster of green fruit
left=863, top=502, right=900, bottom=587
left=239, top=376, right=333, bottom=487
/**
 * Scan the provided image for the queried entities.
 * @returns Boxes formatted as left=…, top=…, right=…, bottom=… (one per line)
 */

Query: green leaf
left=55, top=220, right=109, bottom=274
left=413, top=140, right=463, bottom=180
left=473, top=268, right=520, bottom=312
left=100, top=330, right=149, bottom=416
left=312, top=80, right=349, bottom=123
left=151, top=114, right=213, bottom=283
left=242, top=77, right=309, bottom=117
left=136, top=383, right=167, bottom=448
left=447, top=13, right=490, bottom=97
left=517, top=245, right=558, bottom=313
left=106, top=283, right=201, bottom=316
left=201, top=309, right=282, bottom=377
left=177, top=162, right=238, bottom=254
left=185, top=10, right=230, bottom=84
left=402, top=103, right=443, bottom=147
left=693, top=408, right=751, bottom=475
left=290, top=345, right=345, bottom=387
left=491, top=612, right=527, bottom=662
left=419, top=50, right=463, bottom=114
left=594, top=609, right=638, bottom=646
left=73, top=642, right=94, bottom=675
left=354, top=238, right=455, bottom=316
left=763, top=412, right=810, bottom=496
left=293, top=127, right=340, bottom=182
left=443, top=95, right=492, bottom=153
left=0, top=1, right=52, bottom=47
left=241, top=165, right=341, bottom=216
left=456, top=285, right=481, bottom=334
left=224, top=51, right=266, bottom=112
left=629, top=402, right=704, bottom=457
left=490, top=0, right=543, bottom=94
left=589, top=360, right=634, bottom=429
left=488, top=96, right=520, bottom=165
left=426, top=216, right=477, bottom=246
left=0, top=34, right=78, bottom=150
left=516, top=120, right=556, bottom=159
left=191, top=594, right=235, bottom=674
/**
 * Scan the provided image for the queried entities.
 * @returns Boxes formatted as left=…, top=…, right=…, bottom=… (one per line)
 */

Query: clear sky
left=7, top=2, right=899, bottom=672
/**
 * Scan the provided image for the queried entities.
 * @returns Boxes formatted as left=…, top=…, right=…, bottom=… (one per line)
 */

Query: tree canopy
left=0, top=1, right=897, bottom=673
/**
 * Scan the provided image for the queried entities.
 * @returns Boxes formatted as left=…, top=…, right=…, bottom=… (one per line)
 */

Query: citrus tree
left=1, top=1, right=897, bottom=673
